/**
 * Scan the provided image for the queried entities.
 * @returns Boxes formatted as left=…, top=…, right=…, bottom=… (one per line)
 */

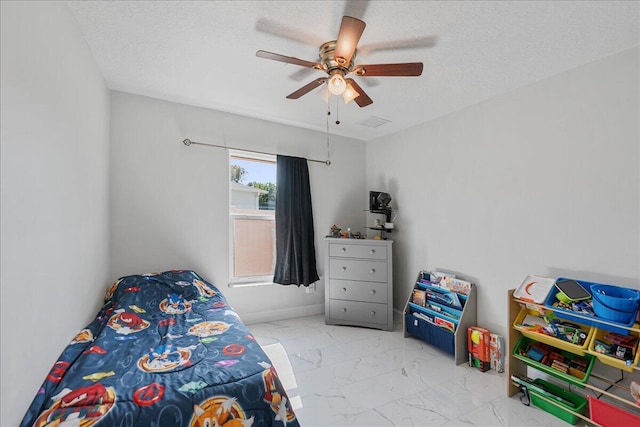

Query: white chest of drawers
left=324, top=238, right=393, bottom=331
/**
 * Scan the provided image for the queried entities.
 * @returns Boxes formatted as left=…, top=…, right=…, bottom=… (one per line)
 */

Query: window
left=229, top=151, right=277, bottom=286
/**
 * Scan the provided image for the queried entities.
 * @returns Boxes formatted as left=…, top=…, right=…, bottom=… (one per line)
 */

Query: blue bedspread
left=21, top=270, right=300, bottom=427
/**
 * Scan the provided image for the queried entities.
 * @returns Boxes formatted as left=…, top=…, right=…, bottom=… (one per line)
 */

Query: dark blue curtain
left=273, top=155, right=319, bottom=287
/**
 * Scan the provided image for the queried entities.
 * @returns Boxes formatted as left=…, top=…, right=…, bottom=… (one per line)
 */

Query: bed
left=21, top=270, right=300, bottom=427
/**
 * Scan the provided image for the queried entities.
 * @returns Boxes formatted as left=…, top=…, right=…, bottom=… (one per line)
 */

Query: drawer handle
left=342, top=266, right=347, bottom=271
left=341, top=247, right=346, bottom=252
left=370, top=269, right=376, bottom=274
left=342, top=308, right=347, bottom=313
left=370, top=311, right=376, bottom=316
left=342, top=287, right=347, bottom=292
left=370, top=290, right=376, bottom=295
left=370, top=249, right=375, bottom=254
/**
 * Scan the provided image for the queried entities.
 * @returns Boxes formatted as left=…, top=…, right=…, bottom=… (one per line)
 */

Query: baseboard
left=240, top=305, right=403, bottom=326
left=240, top=303, right=324, bottom=325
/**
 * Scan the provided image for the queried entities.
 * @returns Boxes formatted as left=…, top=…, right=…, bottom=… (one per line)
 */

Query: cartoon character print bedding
left=21, top=270, right=299, bottom=427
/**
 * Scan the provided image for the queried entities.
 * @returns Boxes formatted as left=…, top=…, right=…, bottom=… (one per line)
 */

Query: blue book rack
left=403, top=271, right=478, bottom=364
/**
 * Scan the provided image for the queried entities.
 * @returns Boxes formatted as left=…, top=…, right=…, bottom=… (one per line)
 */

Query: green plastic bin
left=529, top=379, right=588, bottom=425
left=512, top=335, right=595, bottom=387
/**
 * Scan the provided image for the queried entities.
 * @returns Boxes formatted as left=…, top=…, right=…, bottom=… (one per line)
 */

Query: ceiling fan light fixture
left=327, top=72, right=347, bottom=95
left=315, top=85, right=330, bottom=103
left=342, top=82, right=360, bottom=104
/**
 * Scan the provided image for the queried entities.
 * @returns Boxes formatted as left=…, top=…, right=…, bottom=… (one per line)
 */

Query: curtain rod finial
left=183, top=138, right=192, bottom=146
left=325, top=160, right=331, bottom=166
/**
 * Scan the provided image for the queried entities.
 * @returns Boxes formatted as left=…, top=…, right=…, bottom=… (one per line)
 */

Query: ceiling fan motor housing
left=319, top=41, right=354, bottom=75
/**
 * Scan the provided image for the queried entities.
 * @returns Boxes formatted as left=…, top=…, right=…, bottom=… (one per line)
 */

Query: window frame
left=228, top=150, right=277, bottom=288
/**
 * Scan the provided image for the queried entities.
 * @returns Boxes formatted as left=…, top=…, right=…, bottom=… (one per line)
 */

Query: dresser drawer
left=328, top=300, right=388, bottom=326
left=328, top=279, right=387, bottom=304
left=328, top=243, right=387, bottom=260
left=329, top=259, right=387, bottom=282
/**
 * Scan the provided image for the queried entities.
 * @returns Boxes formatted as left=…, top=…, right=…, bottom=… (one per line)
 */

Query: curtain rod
left=182, top=139, right=331, bottom=166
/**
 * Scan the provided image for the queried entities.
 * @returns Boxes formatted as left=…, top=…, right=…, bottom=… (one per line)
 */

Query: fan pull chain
left=335, top=96, right=341, bottom=125
left=326, top=100, right=331, bottom=159
left=326, top=99, right=331, bottom=131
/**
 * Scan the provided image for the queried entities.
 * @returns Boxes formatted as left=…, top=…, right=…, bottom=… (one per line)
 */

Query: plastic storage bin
left=586, top=327, right=640, bottom=372
left=512, top=335, right=595, bottom=387
left=513, top=308, right=594, bottom=355
left=591, top=284, right=640, bottom=324
left=545, top=278, right=639, bottom=335
left=588, top=396, right=640, bottom=427
left=529, top=379, right=588, bottom=425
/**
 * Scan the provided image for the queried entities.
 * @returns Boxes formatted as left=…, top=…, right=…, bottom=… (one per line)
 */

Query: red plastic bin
left=588, top=396, right=640, bottom=427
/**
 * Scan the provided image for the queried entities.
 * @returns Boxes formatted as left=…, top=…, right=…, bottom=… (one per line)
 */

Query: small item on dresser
left=468, top=326, right=491, bottom=372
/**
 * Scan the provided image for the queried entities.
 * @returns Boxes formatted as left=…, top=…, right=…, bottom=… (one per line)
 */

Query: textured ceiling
left=67, top=1, right=639, bottom=141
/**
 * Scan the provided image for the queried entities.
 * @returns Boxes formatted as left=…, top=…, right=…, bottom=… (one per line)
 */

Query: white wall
left=367, top=47, right=640, bottom=337
left=0, top=2, right=110, bottom=425
left=109, top=91, right=366, bottom=320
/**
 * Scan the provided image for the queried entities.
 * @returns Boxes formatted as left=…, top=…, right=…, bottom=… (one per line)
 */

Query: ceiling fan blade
left=358, top=36, right=438, bottom=56
left=286, top=78, right=328, bottom=99
left=353, top=62, right=423, bottom=77
left=345, top=78, right=372, bottom=107
left=256, top=50, right=323, bottom=69
left=255, top=18, right=326, bottom=48
left=334, top=16, right=366, bottom=67
left=289, top=67, right=317, bottom=82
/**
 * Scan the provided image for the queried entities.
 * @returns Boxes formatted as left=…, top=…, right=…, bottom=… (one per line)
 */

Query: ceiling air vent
left=359, top=116, right=391, bottom=128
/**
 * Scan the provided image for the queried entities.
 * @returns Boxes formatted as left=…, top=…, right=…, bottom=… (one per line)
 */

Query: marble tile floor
left=250, top=314, right=578, bottom=427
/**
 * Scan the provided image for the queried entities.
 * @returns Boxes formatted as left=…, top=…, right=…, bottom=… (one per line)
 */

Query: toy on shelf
left=514, top=275, right=556, bottom=304
left=515, top=311, right=590, bottom=346
left=593, top=332, right=638, bottom=361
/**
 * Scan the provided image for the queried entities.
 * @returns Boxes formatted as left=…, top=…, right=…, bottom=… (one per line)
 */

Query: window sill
left=228, top=281, right=275, bottom=288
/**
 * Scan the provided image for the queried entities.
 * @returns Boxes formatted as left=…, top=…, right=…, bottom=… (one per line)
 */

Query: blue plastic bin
left=591, top=284, right=640, bottom=324
left=545, top=278, right=638, bottom=335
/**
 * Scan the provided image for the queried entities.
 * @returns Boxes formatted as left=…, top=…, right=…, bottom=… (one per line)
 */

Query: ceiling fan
left=256, top=16, right=423, bottom=107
